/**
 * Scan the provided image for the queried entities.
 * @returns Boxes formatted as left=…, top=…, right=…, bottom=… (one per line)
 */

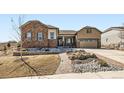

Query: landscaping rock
left=67, top=50, right=124, bottom=73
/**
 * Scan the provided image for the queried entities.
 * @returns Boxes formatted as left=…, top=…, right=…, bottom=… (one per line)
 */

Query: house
left=21, top=20, right=102, bottom=48
left=101, top=26, right=124, bottom=49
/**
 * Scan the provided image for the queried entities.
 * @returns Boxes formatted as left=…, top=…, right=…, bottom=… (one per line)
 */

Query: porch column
left=62, top=36, right=64, bottom=46
left=71, top=38, right=73, bottom=43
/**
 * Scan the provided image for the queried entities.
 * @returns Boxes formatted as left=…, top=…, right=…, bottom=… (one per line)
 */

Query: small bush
left=17, top=43, right=21, bottom=48
left=68, top=50, right=97, bottom=60
left=98, top=60, right=109, bottom=67
left=91, top=54, right=97, bottom=58
left=7, top=43, right=11, bottom=48
left=22, top=48, right=27, bottom=51
left=78, top=54, right=86, bottom=60
left=69, top=55, right=77, bottom=60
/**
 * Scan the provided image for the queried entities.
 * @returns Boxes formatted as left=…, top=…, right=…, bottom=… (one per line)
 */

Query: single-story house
left=21, top=20, right=102, bottom=48
left=101, top=26, right=124, bottom=49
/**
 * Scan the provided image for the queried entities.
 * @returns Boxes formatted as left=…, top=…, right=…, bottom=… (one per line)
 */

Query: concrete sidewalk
left=19, top=71, right=124, bottom=79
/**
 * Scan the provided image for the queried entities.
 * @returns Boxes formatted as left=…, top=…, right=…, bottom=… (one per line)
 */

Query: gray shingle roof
left=47, top=25, right=58, bottom=29
left=20, top=20, right=47, bottom=28
left=83, top=26, right=96, bottom=29
left=104, top=26, right=124, bottom=33
left=80, top=26, right=102, bottom=33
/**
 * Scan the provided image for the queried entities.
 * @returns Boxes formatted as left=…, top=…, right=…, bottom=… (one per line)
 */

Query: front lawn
left=0, top=54, right=60, bottom=78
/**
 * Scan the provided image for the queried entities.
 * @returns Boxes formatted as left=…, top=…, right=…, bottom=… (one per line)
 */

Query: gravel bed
left=72, top=58, right=124, bottom=73
left=67, top=50, right=124, bottom=73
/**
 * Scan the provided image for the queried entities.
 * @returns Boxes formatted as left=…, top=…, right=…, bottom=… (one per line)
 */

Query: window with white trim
left=37, top=32, right=43, bottom=41
left=27, top=32, right=32, bottom=41
left=50, top=32, right=55, bottom=39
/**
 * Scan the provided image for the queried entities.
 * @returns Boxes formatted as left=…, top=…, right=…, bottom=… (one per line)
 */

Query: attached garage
left=79, top=38, right=98, bottom=48
left=76, top=26, right=101, bottom=48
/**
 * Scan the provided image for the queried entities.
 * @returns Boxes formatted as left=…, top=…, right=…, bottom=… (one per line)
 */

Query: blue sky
left=0, top=14, right=124, bottom=42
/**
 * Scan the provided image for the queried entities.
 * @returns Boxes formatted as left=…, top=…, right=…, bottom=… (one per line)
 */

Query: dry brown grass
left=0, top=54, right=60, bottom=78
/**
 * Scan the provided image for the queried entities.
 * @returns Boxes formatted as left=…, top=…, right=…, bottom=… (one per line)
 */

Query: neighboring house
left=101, top=27, right=124, bottom=49
left=21, top=20, right=102, bottom=48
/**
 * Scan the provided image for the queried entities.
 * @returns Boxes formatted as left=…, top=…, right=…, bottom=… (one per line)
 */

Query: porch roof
left=59, top=30, right=77, bottom=35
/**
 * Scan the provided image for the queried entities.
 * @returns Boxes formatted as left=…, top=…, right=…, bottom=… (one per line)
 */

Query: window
left=50, top=32, right=55, bottom=39
left=37, top=32, right=43, bottom=41
left=27, top=32, right=32, bottom=41
left=86, top=29, right=92, bottom=33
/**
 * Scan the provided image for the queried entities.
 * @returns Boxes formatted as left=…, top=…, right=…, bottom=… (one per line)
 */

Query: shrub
left=98, top=60, right=109, bottom=67
left=69, top=55, right=76, bottom=60
left=22, top=48, right=27, bottom=51
left=17, top=43, right=21, bottom=48
left=78, top=54, right=86, bottom=60
left=3, top=46, right=7, bottom=54
left=91, top=53, right=97, bottom=58
left=7, top=43, right=11, bottom=48
left=68, top=50, right=97, bottom=60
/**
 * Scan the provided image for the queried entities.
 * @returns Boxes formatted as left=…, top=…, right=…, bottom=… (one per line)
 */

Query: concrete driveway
left=84, top=49, right=124, bottom=65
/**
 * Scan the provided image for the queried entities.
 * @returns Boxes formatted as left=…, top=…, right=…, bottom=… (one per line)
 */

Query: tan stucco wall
left=48, top=28, right=58, bottom=48
left=48, top=29, right=58, bottom=39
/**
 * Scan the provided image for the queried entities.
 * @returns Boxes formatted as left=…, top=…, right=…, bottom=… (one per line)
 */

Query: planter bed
left=67, top=50, right=124, bottom=73
left=13, top=51, right=60, bottom=56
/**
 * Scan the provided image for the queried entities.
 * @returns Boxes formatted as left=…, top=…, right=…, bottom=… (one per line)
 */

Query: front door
left=58, top=38, right=63, bottom=46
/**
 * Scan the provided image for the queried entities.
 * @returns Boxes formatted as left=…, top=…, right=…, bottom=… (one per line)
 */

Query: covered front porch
left=58, top=36, right=76, bottom=48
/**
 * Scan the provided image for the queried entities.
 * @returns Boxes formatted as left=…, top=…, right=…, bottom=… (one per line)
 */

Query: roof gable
left=79, top=26, right=102, bottom=33
left=20, top=20, right=48, bottom=29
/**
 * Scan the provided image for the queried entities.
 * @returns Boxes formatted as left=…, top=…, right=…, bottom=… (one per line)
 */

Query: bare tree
left=11, top=15, right=24, bottom=59
left=11, top=15, right=38, bottom=76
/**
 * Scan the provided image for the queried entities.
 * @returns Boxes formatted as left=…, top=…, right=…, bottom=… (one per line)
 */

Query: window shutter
left=42, top=33, right=44, bottom=39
